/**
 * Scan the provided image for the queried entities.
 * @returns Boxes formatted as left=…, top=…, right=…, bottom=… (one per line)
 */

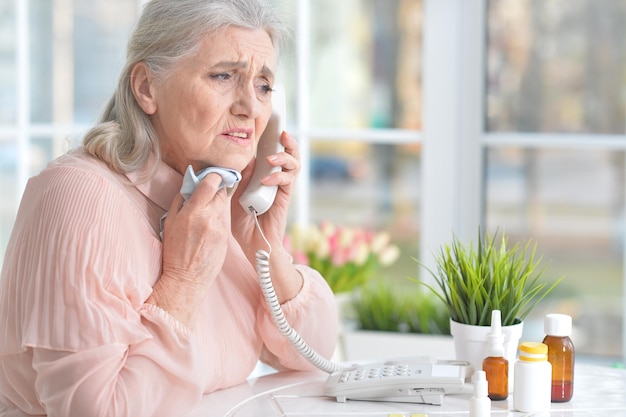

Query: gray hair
left=83, top=0, right=290, bottom=175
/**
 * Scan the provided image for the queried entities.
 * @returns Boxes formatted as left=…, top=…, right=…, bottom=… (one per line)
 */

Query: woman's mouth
left=223, top=130, right=252, bottom=145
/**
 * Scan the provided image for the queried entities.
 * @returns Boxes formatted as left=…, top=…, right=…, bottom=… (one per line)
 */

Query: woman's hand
left=231, top=131, right=303, bottom=302
left=147, top=173, right=231, bottom=328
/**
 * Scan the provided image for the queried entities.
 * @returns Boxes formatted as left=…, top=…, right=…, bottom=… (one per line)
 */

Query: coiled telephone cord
left=252, top=212, right=342, bottom=374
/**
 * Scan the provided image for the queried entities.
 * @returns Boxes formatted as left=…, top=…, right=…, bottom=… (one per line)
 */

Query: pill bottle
left=482, top=310, right=508, bottom=400
left=513, top=341, right=551, bottom=413
left=470, top=370, right=491, bottom=417
left=543, top=313, right=575, bottom=402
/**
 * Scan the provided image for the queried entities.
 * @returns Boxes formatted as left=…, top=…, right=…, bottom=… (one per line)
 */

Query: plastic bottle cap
left=518, top=341, right=548, bottom=361
left=544, top=313, right=572, bottom=337
left=486, top=310, right=505, bottom=357
left=472, top=370, right=488, bottom=397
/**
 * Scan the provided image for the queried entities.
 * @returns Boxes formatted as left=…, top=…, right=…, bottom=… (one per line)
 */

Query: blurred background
left=1, top=0, right=625, bottom=363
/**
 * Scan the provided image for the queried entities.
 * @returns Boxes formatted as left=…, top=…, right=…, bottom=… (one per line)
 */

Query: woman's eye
left=254, top=84, right=274, bottom=102
left=211, top=73, right=232, bottom=81
left=256, top=84, right=274, bottom=98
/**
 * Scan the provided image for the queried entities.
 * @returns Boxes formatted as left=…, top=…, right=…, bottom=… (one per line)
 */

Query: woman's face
left=150, top=27, right=276, bottom=174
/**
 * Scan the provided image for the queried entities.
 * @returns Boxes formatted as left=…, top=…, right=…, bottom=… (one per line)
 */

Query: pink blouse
left=0, top=148, right=338, bottom=417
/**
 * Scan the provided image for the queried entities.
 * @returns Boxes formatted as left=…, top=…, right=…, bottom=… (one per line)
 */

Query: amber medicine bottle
left=543, top=313, right=574, bottom=402
left=513, top=341, right=551, bottom=413
left=482, top=310, right=508, bottom=400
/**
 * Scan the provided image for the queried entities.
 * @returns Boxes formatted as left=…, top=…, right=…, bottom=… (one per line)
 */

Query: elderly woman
left=0, top=0, right=338, bottom=416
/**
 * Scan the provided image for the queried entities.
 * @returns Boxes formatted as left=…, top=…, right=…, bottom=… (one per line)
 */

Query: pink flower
left=286, top=222, right=400, bottom=293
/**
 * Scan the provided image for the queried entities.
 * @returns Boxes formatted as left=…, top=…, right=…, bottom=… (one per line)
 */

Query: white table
left=186, top=363, right=626, bottom=416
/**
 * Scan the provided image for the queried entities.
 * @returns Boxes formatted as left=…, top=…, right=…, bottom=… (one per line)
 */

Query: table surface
left=185, top=363, right=626, bottom=417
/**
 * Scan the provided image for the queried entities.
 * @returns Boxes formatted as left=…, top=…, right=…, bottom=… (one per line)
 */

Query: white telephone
left=239, top=83, right=286, bottom=215
left=323, top=357, right=469, bottom=405
left=178, top=84, right=471, bottom=405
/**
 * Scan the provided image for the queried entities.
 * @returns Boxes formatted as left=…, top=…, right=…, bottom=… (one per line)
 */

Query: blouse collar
left=126, top=160, right=182, bottom=211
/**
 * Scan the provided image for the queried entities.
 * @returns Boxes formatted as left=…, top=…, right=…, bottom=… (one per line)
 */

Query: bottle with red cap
left=543, top=313, right=575, bottom=402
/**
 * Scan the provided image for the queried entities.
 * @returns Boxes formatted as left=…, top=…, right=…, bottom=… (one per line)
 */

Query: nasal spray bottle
left=470, top=370, right=491, bottom=417
left=482, top=310, right=508, bottom=400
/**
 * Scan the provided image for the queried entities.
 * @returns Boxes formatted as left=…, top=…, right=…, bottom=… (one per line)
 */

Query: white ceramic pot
left=449, top=318, right=523, bottom=392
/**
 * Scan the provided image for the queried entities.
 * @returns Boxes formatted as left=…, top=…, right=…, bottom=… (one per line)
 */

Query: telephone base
left=323, top=357, right=471, bottom=405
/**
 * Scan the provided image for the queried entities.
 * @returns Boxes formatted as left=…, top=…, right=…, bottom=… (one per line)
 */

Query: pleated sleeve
left=0, top=160, right=208, bottom=417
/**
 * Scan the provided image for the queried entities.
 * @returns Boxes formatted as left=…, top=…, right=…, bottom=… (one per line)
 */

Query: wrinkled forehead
left=195, top=26, right=277, bottom=74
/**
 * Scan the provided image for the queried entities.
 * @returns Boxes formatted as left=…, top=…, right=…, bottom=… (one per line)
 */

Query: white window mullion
left=15, top=0, right=30, bottom=204
left=420, top=0, right=486, bottom=278
left=295, top=0, right=311, bottom=225
left=52, top=0, right=74, bottom=157
left=623, top=156, right=626, bottom=363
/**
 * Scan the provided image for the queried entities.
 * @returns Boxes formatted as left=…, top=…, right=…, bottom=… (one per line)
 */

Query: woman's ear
left=130, top=62, right=157, bottom=115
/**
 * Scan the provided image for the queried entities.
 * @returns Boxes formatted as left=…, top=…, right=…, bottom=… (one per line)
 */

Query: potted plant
left=340, top=279, right=454, bottom=361
left=413, top=229, right=563, bottom=372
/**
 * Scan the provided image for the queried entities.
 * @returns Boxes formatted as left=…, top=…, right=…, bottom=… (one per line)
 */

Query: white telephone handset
left=239, top=83, right=286, bottom=215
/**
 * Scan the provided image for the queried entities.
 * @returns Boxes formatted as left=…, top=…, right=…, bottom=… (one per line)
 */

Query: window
left=279, top=0, right=424, bottom=288
left=0, top=0, right=139, bottom=258
left=486, top=0, right=626, bottom=359
left=2, top=0, right=424, bottom=291
left=2, top=0, right=624, bottom=364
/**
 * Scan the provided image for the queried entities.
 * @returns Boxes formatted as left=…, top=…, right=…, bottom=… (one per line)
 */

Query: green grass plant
left=413, top=229, right=563, bottom=326
left=352, top=279, right=450, bottom=334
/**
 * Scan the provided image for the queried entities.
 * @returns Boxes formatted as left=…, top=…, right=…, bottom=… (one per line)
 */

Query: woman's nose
left=231, top=83, right=261, bottom=119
